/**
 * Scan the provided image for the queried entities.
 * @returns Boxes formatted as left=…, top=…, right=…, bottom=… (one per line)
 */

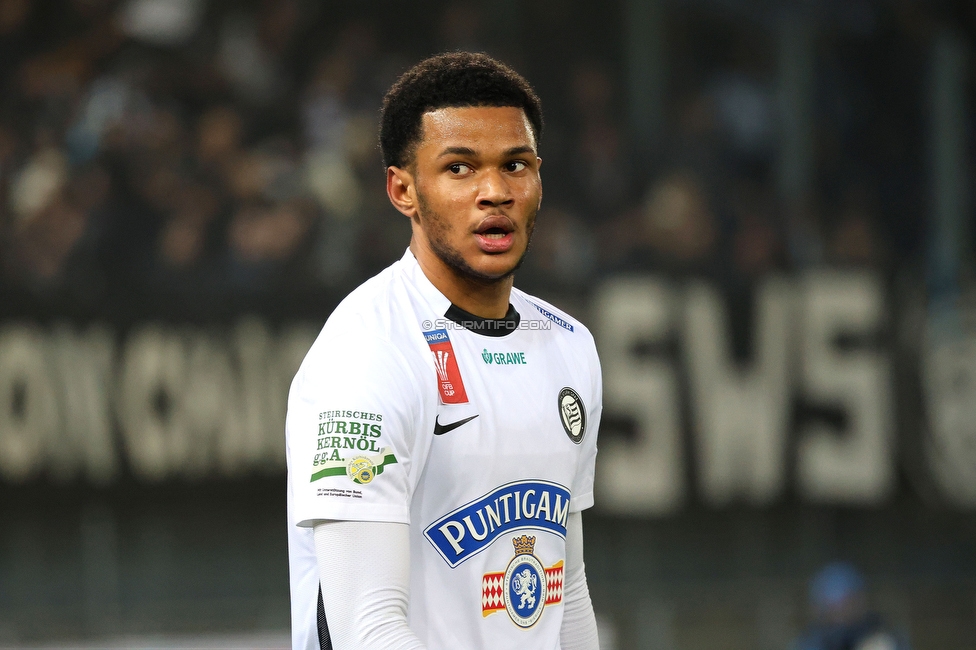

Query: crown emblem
left=511, top=535, right=536, bottom=556
left=433, top=350, right=450, bottom=381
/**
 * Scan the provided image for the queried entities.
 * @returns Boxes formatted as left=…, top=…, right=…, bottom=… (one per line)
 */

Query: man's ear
left=537, top=157, right=543, bottom=209
left=387, top=166, right=417, bottom=218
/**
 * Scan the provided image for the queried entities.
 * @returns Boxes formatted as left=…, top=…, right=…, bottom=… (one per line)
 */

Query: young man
left=286, top=52, right=601, bottom=650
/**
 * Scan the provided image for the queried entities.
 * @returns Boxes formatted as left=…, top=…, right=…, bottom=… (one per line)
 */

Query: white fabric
left=287, top=249, right=602, bottom=650
left=559, top=513, right=599, bottom=650
left=312, top=515, right=598, bottom=650
left=287, top=503, right=320, bottom=650
left=314, top=520, right=425, bottom=650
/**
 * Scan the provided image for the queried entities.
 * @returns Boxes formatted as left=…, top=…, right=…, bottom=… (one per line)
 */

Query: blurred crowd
left=0, top=0, right=931, bottom=309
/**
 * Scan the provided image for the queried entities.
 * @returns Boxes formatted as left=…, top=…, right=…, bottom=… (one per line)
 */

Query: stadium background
left=0, top=0, right=974, bottom=648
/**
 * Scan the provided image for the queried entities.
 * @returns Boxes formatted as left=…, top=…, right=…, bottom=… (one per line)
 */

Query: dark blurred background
left=0, top=0, right=974, bottom=648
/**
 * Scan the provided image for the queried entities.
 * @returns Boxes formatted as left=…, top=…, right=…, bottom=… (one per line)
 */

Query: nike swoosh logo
left=433, top=414, right=479, bottom=436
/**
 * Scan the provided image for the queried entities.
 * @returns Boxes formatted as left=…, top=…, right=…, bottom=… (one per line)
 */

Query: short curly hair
left=380, top=52, right=543, bottom=169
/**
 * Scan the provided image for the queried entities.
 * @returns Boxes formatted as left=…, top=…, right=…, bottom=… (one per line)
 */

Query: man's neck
left=410, top=241, right=513, bottom=319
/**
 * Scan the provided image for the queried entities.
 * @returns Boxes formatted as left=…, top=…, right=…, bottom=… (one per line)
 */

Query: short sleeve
left=287, top=333, right=425, bottom=527
left=570, top=334, right=602, bottom=513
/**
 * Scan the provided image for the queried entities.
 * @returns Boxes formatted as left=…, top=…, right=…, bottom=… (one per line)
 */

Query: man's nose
left=477, top=169, right=514, bottom=208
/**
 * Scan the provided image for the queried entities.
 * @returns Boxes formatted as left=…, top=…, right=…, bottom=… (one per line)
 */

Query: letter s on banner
left=796, top=271, right=893, bottom=503
left=594, top=277, right=684, bottom=515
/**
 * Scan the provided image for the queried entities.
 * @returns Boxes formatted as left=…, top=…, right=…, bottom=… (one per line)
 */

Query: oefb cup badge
left=423, top=328, right=469, bottom=404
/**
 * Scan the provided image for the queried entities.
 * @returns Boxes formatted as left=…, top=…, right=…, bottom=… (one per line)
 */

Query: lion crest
left=512, top=568, right=537, bottom=609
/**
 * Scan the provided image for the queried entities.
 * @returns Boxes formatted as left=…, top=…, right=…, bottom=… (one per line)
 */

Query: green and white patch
left=481, top=349, right=527, bottom=365
left=310, top=446, right=397, bottom=484
left=314, top=410, right=386, bottom=460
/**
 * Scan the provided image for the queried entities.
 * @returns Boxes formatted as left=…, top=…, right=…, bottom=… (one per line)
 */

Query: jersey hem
left=296, top=505, right=410, bottom=528
left=569, top=492, right=594, bottom=512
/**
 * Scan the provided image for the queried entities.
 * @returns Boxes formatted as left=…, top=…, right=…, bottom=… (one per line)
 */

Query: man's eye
left=448, top=163, right=471, bottom=175
left=505, top=161, right=527, bottom=172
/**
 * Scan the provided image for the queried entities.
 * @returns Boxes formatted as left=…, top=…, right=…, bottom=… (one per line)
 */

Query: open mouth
left=474, top=217, right=516, bottom=253
left=479, top=226, right=510, bottom=240
left=475, top=216, right=514, bottom=237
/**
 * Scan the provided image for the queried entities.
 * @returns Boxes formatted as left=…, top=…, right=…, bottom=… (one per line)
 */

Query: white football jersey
left=286, top=249, right=601, bottom=650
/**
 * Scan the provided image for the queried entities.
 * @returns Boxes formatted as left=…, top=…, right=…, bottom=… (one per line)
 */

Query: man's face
left=395, top=106, right=542, bottom=283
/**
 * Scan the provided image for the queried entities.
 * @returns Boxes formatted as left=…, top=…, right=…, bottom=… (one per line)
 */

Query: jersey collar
left=444, top=302, right=521, bottom=337
left=400, top=249, right=521, bottom=337
left=401, top=248, right=452, bottom=316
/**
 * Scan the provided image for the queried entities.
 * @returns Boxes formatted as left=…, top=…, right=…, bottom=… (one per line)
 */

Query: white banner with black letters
left=1, top=272, right=973, bottom=511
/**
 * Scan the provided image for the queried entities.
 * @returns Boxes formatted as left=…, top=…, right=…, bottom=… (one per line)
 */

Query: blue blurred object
left=792, top=562, right=911, bottom=650
left=809, top=561, right=865, bottom=610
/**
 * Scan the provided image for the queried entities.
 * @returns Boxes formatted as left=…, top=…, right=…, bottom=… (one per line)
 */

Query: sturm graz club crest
left=558, top=387, right=586, bottom=444
left=481, top=535, right=564, bottom=627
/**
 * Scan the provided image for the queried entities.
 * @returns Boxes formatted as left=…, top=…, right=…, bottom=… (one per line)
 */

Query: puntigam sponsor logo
left=424, top=480, right=571, bottom=568
left=481, top=349, right=527, bottom=365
